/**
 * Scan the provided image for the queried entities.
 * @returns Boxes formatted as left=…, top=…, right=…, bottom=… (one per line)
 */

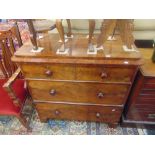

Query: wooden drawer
left=130, top=104, right=155, bottom=111
left=35, top=103, right=123, bottom=123
left=29, top=81, right=129, bottom=105
left=76, top=65, right=134, bottom=83
left=21, top=64, right=134, bottom=83
left=136, top=96, right=155, bottom=105
left=144, top=78, right=155, bottom=84
left=21, top=64, right=75, bottom=80
left=142, top=77, right=155, bottom=90
left=139, top=94, right=155, bottom=100
left=140, top=89, right=155, bottom=96
left=127, top=109, right=155, bottom=122
left=142, top=83, right=155, bottom=90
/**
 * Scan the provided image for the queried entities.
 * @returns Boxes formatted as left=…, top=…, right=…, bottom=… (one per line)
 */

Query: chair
left=26, top=19, right=72, bottom=52
left=0, top=22, right=33, bottom=130
left=26, top=19, right=56, bottom=51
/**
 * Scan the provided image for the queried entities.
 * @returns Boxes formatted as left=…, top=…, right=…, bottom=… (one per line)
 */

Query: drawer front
left=21, top=64, right=75, bottom=80
left=130, top=104, right=155, bottom=111
left=142, top=83, right=155, bottom=90
left=76, top=65, right=134, bottom=82
left=21, top=64, right=134, bottom=83
left=29, top=81, right=129, bottom=105
left=127, top=108, right=155, bottom=122
left=36, top=103, right=123, bottom=123
left=144, top=78, right=155, bottom=84
left=136, top=97, right=155, bottom=105
left=140, top=89, right=155, bottom=96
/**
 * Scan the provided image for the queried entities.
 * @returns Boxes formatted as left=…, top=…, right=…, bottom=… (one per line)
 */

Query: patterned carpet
left=0, top=20, right=147, bottom=135
left=0, top=109, right=143, bottom=135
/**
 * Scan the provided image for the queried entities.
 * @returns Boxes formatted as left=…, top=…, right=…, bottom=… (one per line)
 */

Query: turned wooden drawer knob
left=96, top=112, right=101, bottom=118
left=101, top=72, right=107, bottom=78
left=54, top=110, right=60, bottom=115
left=97, top=92, right=104, bottom=98
left=50, top=89, right=56, bottom=96
left=45, top=70, right=53, bottom=76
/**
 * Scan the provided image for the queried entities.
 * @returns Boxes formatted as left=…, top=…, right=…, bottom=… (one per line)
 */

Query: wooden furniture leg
left=56, top=19, right=66, bottom=52
left=17, top=113, right=29, bottom=129
left=97, top=19, right=117, bottom=48
left=13, top=22, right=23, bottom=47
left=26, top=19, right=38, bottom=50
left=66, top=19, right=72, bottom=37
left=88, top=20, right=95, bottom=52
left=117, top=19, right=135, bottom=50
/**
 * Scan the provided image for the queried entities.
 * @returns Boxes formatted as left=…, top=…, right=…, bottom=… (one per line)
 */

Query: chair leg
left=56, top=19, right=66, bottom=52
left=56, top=19, right=65, bottom=43
left=66, top=19, right=72, bottom=37
left=13, top=22, right=23, bottom=47
left=26, top=19, right=38, bottom=50
left=88, top=20, right=95, bottom=53
left=88, top=19, right=95, bottom=44
left=19, top=96, right=34, bottom=131
left=16, top=113, right=32, bottom=131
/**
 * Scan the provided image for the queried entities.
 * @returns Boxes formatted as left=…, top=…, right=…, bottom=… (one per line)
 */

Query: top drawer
left=142, top=77, right=155, bottom=90
left=76, top=65, right=134, bottom=83
left=21, top=64, right=134, bottom=83
left=21, top=64, right=75, bottom=80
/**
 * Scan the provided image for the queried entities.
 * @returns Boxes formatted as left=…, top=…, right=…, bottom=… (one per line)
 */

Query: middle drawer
left=28, top=80, right=129, bottom=105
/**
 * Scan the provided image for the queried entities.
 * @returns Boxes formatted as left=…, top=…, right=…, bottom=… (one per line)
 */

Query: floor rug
left=0, top=109, right=144, bottom=135
left=0, top=97, right=145, bottom=135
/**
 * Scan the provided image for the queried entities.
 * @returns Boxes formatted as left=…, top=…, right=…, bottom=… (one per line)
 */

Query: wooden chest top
left=12, top=34, right=142, bottom=66
left=139, top=48, right=155, bottom=77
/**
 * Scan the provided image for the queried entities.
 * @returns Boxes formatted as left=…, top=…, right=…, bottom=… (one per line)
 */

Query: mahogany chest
left=12, top=34, right=142, bottom=127
left=122, top=48, right=155, bottom=128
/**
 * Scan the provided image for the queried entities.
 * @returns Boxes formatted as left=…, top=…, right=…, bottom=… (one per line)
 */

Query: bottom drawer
left=35, top=103, right=123, bottom=124
left=130, top=104, right=155, bottom=111
left=127, top=108, right=155, bottom=122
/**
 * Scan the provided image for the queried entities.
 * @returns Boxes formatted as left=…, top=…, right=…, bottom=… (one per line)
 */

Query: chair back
left=0, top=22, right=23, bottom=78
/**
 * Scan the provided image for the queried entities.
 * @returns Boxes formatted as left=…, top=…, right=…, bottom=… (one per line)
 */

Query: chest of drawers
left=12, top=34, right=142, bottom=127
left=122, top=48, right=155, bottom=128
